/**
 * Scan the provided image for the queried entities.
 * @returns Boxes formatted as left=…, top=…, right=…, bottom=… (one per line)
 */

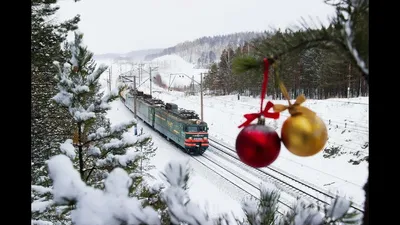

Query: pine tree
left=232, top=0, right=368, bottom=85
left=135, top=134, right=157, bottom=176
left=31, top=0, right=80, bottom=180
left=31, top=32, right=167, bottom=224
left=204, top=63, right=219, bottom=94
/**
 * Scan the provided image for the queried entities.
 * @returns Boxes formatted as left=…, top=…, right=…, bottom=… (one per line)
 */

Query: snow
left=59, top=139, right=76, bottom=159
left=161, top=159, right=190, bottom=188
left=104, top=168, right=132, bottom=197
left=111, top=120, right=136, bottom=133
left=31, top=220, right=54, bottom=225
left=87, top=146, right=101, bottom=156
left=326, top=196, right=351, bottom=220
left=101, top=54, right=208, bottom=91
left=48, top=155, right=86, bottom=204
left=294, top=208, right=323, bottom=225
left=73, top=110, right=96, bottom=122
left=88, top=127, right=108, bottom=140
left=161, top=160, right=214, bottom=225
left=95, top=149, right=140, bottom=167
left=137, top=87, right=368, bottom=207
left=115, top=149, right=140, bottom=166
left=31, top=185, right=53, bottom=195
left=52, top=91, right=72, bottom=107
left=47, top=155, right=161, bottom=225
left=106, top=100, right=247, bottom=221
left=151, top=54, right=208, bottom=87
left=122, top=131, right=149, bottom=145
left=31, top=200, right=54, bottom=213
left=260, top=182, right=279, bottom=198
left=96, top=54, right=367, bottom=222
left=72, top=85, right=90, bottom=94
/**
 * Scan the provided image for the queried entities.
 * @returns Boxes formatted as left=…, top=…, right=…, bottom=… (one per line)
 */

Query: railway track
left=208, top=137, right=365, bottom=214
left=189, top=152, right=287, bottom=216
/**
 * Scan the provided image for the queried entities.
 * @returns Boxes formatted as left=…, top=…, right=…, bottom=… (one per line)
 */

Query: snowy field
left=99, top=54, right=369, bottom=219
left=106, top=100, right=247, bottom=221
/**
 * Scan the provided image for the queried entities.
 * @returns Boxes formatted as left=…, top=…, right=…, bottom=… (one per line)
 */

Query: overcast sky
left=56, top=0, right=336, bottom=54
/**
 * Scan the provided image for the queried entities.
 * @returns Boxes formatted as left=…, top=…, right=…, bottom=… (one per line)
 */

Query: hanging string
left=271, top=62, right=316, bottom=117
left=238, top=58, right=280, bottom=128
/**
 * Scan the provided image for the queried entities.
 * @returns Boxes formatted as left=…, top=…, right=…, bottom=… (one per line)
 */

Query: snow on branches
left=46, top=154, right=160, bottom=225
left=161, top=160, right=214, bottom=225
left=60, top=139, right=76, bottom=159
left=51, top=33, right=126, bottom=123
left=36, top=156, right=215, bottom=225
left=56, top=123, right=149, bottom=170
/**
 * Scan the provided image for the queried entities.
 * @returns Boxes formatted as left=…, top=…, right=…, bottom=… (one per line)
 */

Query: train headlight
left=188, top=137, right=192, bottom=140
left=203, top=137, right=207, bottom=140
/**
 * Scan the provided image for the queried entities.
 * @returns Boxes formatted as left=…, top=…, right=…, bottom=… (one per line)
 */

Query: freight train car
left=120, top=88, right=209, bottom=155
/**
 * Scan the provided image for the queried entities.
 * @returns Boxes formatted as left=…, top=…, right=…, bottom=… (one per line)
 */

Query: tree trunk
left=78, top=122, right=84, bottom=179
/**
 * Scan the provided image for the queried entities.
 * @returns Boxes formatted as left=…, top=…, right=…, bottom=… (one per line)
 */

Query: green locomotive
left=120, top=88, right=209, bottom=155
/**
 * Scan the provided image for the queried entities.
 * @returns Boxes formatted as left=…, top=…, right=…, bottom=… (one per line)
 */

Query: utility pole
left=191, top=75, right=195, bottom=95
left=149, top=66, right=153, bottom=96
left=200, top=73, right=204, bottom=121
left=107, top=67, right=112, bottom=93
left=133, top=75, right=137, bottom=118
left=138, top=63, right=143, bottom=84
left=148, top=66, right=158, bottom=96
left=347, top=63, right=352, bottom=98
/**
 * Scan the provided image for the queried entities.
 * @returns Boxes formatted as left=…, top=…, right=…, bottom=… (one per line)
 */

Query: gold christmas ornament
left=273, top=82, right=328, bottom=157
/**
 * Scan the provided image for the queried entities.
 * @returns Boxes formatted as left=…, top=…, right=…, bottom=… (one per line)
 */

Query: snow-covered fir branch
left=86, top=120, right=136, bottom=143
left=340, top=10, right=368, bottom=76
left=51, top=35, right=126, bottom=124
left=161, top=160, right=214, bottom=225
left=45, top=154, right=161, bottom=225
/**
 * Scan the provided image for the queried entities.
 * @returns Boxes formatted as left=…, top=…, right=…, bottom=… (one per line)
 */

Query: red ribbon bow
left=238, top=101, right=279, bottom=128
left=238, top=58, right=280, bottom=128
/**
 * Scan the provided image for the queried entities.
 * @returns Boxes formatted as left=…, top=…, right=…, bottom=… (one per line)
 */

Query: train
left=119, top=88, right=209, bottom=155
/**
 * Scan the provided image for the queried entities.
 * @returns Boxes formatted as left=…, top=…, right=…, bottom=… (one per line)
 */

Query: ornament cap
left=257, top=116, right=265, bottom=125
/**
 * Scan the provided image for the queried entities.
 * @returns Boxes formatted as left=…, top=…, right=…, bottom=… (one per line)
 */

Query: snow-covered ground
left=99, top=54, right=368, bottom=218
left=106, top=100, right=247, bottom=221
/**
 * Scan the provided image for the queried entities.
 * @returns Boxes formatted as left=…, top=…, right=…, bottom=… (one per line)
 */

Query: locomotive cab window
left=186, top=126, right=198, bottom=132
left=199, top=126, right=207, bottom=131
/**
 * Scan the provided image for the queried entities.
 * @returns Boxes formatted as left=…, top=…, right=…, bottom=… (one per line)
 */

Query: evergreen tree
left=31, top=0, right=80, bottom=179
left=134, top=134, right=157, bottom=176
left=31, top=32, right=167, bottom=224
left=204, top=63, right=219, bottom=94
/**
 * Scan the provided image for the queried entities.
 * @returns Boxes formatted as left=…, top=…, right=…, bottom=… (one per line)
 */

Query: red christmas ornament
left=235, top=58, right=281, bottom=168
left=236, top=120, right=281, bottom=168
